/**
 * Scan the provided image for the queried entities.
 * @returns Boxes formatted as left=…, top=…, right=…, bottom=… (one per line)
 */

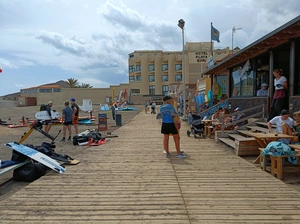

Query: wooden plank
left=1, top=112, right=300, bottom=223
left=227, top=133, right=255, bottom=141
left=246, top=125, right=269, bottom=133
left=255, top=121, right=276, bottom=128
left=218, top=137, right=235, bottom=148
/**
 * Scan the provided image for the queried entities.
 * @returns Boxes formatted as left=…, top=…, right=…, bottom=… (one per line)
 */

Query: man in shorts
left=44, top=101, right=53, bottom=133
left=159, top=95, right=186, bottom=158
left=60, top=100, right=73, bottom=142
left=70, top=98, right=79, bottom=135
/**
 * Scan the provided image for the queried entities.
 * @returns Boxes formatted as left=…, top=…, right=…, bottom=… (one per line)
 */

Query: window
left=136, top=75, right=142, bottom=81
left=148, top=64, right=155, bottom=72
left=129, top=65, right=135, bottom=73
left=162, top=64, right=168, bottom=71
left=136, top=65, right=141, bottom=72
left=129, top=76, right=135, bottom=81
left=39, top=88, right=52, bottom=93
left=148, top=75, right=155, bottom=82
left=175, top=74, right=182, bottom=82
left=149, top=85, right=155, bottom=95
left=53, top=88, right=61, bottom=92
left=256, top=53, right=269, bottom=94
left=175, top=64, right=182, bottom=71
left=162, top=85, right=169, bottom=95
left=231, top=60, right=254, bottom=97
left=132, top=89, right=140, bottom=93
left=129, top=54, right=134, bottom=58
left=162, top=75, right=168, bottom=82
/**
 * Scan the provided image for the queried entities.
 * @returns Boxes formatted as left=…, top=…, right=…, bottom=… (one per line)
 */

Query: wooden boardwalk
left=1, top=112, right=300, bottom=223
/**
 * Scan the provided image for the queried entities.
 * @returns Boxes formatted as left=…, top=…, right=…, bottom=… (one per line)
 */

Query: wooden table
left=202, top=120, right=212, bottom=126
left=246, top=132, right=294, bottom=148
left=247, top=132, right=295, bottom=163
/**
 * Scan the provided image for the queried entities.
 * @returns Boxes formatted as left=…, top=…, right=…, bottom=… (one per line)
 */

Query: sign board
left=98, top=114, right=108, bottom=131
left=207, top=56, right=214, bottom=68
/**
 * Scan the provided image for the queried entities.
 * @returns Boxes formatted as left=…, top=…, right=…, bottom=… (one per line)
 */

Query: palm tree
left=65, top=78, right=79, bottom=88
left=79, top=83, right=93, bottom=88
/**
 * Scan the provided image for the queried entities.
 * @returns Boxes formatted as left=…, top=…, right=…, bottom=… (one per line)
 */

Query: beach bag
left=13, top=162, right=48, bottom=182
left=73, top=135, right=89, bottom=145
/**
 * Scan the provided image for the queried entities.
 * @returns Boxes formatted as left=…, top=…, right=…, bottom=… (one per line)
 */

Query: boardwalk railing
left=218, top=104, right=265, bottom=137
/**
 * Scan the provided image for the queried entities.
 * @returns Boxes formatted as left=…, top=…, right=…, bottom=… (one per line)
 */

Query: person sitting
left=257, top=83, right=269, bottom=97
left=231, top=107, right=248, bottom=129
left=213, top=108, right=233, bottom=132
left=211, top=108, right=222, bottom=125
left=267, top=109, right=294, bottom=136
left=273, top=110, right=300, bottom=143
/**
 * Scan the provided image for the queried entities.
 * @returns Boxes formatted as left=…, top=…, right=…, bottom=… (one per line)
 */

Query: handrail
left=218, top=104, right=265, bottom=137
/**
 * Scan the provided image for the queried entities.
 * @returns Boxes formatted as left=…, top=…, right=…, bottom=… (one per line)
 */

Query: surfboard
left=35, top=110, right=60, bottom=120
left=5, top=142, right=65, bottom=173
left=200, top=95, right=205, bottom=105
left=208, top=90, right=213, bottom=107
left=217, top=85, right=223, bottom=100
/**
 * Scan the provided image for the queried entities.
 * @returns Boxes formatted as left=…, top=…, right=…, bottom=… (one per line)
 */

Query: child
left=159, top=95, right=186, bottom=158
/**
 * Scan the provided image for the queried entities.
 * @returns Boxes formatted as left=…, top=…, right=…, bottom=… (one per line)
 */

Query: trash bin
left=115, top=114, right=122, bottom=126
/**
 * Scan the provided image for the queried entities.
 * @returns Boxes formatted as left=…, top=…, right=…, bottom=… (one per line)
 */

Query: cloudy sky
left=0, top=0, right=299, bottom=96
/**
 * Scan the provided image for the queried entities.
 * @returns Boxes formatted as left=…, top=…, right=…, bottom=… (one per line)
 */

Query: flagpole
left=211, top=22, right=213, bottom=57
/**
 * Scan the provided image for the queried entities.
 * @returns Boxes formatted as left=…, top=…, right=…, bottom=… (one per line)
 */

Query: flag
left=211, top=23, right=220, bottom=43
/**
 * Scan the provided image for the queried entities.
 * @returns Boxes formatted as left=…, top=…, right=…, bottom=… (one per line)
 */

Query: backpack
left=40, top=104, right=47, bottom=111
left=13, top=162, right=48, bottom=182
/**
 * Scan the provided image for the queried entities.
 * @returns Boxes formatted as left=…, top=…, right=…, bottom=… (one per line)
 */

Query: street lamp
left=232, top=26, right=242, bottom=54
left=178, top=19, right=186, bottom=119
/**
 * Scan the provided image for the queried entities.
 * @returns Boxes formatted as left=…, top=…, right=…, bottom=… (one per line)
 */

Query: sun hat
left=280, top=109, right=289, bottom=115
left=163, top=95, right=173, bottom=102
left=261, top=83, right=269, bottom=87
left=70, top=98, right=76, bottom=102
left=48, top=101, right=53, bottom=104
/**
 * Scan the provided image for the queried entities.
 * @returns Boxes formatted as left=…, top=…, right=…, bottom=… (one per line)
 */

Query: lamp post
left=178, top=19, right=186, bottom=119
left=232, top=26, right=242, bottom=54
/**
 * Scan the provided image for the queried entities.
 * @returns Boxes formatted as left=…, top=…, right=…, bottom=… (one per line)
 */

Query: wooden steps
left=218, top=137, right=235, bottom=148
left=255, top=121, right=276, bottom=128
left=246, top=125, right=269, bottom=133
left=227, top=133, right=255, bottom=141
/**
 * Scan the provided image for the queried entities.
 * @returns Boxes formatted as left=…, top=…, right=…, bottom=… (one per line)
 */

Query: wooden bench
left=0, top=161, right=29, bottom=176
left=258, top=148, right=300, bottom=180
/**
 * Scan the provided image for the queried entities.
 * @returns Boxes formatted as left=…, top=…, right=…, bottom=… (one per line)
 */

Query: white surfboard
left=5, top=142, right=65, bottom=173
left=35, top=110, right=60, bottom=120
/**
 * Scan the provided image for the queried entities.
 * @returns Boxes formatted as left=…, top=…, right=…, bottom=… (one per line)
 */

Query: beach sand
left=0, top=99, right=144, bottom=200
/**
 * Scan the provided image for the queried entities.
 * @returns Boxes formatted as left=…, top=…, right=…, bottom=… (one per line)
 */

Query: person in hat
left=70, top=98, right=79, bottom=135
left=256, top=83, right=269, bottom=97
left=159, top=95, right=186, bottom=159
left=44, top=101, right=53, bottom=133
left=231, top=107, right=248, bottom=129
left=267, top=109, right=294, bottom=134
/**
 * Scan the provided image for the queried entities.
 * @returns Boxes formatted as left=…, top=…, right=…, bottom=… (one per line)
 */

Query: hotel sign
left=195, top=51, right=209, bottom=63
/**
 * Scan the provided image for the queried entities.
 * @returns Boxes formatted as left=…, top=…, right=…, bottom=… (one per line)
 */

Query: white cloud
left=0, top=0, right=299, bottom=96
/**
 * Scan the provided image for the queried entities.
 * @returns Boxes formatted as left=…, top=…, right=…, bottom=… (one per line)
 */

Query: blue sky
left=0, top=0, right=299, bottom=96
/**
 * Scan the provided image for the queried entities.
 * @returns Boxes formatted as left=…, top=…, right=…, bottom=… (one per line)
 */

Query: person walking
left=70, top=98, right=79, bottom=135
left=159, top=95, right=186, bottom=159
left=44, top=101, right=53, bottom=133
left=60, top=100, right=73, bottom=142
